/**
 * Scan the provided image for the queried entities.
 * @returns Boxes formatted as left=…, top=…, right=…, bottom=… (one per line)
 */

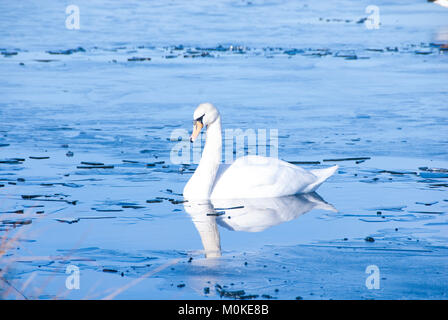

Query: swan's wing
left=210, top=155, right=318, bottom=199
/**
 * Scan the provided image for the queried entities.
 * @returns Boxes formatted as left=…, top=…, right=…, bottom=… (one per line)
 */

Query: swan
left=183, top=103, right=338, bottom=200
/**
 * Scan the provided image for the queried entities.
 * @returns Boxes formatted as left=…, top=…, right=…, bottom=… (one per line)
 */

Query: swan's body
left=210, top=156, right=337, bottom=199
left=183, top=103, right=338, bottom=200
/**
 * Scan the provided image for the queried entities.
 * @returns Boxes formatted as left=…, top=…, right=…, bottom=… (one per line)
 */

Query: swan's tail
left=303, top=165, right=338, bottom=193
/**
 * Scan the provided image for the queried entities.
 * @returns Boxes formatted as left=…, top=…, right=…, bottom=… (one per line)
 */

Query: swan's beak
left=190, top=121, right=203, bottom=143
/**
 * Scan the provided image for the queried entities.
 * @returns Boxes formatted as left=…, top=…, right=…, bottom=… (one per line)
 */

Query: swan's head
left=190, top=103, right=220, bottom=143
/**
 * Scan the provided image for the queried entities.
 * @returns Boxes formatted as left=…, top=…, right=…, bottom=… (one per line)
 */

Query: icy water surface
left=1, top=0, right=447, bottom=299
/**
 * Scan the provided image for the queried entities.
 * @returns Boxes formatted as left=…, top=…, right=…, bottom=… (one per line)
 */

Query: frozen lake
left=0, top=0, right=447, bottom=299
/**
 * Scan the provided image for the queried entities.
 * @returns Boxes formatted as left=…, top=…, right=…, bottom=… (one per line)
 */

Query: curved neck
left=189, top=117, right=222, bottom=199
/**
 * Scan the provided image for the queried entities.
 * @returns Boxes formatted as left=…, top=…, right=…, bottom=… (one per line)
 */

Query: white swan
left=183, top=103, right=338, bottom=200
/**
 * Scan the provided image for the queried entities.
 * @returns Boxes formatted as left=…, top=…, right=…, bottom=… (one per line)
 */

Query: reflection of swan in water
left=183, top=193, right=336, bottom=258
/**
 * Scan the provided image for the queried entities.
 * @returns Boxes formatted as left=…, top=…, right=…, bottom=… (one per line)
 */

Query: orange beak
left=190, top=121, right=203, bottom=143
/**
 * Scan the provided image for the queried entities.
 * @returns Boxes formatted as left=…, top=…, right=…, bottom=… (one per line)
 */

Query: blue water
left=0, top=0, right=447, bottom=299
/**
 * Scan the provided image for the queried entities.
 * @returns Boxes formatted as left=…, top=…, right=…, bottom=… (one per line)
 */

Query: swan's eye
left=193, top=114, right=204, bottom=125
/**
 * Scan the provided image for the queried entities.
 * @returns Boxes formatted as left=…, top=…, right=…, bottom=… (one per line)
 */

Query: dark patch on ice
left=169, top=199, right=187, bottom=205
left=215, top=284, right=258, bottom=299
left=287, top=160, right=320, bottom=164
left=21, top=195, right=43, bottom=199
left=0, top=209, right=24, bottom=214
left=425, top=222, right=448, bottom=226
left=92, top=208, right=124, bottom=212
left=80, top=161, right=105, bottom=166
left=420, top=172, right=448, bottom=178
left=0, top=159, right=22, bottom=164
left=21, top=194, right=78, bottom=205
left=78, top=216, right=117, bottom=220
left=55, top=218, right=80, bottom=224
left=206, top=211, right=225, bottom=216
left=415, top=50, right=433, bottom=55
left=334, top=51, right=357, bottom=60
left=77, top=165, right=114, bottom=169
left=379, top=170, right=417, bottom=175
left=146, top=199, right=163, bottom=203
left=429, top=183, right=448, bottom=188
left=323, top=157, right=370, bottom=162
left=415, top=201, right=438, bottom=206
left=34, top=59, right=58, bottom=63
left=47, top=47, right=85, bottom=55
left=283, top=49, right=304, bottom=56
left=356, top=17, right=368, bottom=24
left=408, top=211, right=444, bottom=215
left=370, top=206, right=406, bottom=212
left=127, top=57, right=151, bottom=61
left=214, top=206, right=244, bottom=211
left=2, top=219, right=32, bottom=226
left=122, top=205, right=145, bottom=209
